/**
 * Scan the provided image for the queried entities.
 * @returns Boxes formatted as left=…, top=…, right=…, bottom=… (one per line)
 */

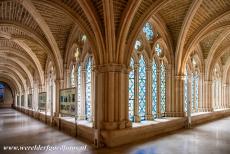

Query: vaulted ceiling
left=0, top=0, right=230, bottom=93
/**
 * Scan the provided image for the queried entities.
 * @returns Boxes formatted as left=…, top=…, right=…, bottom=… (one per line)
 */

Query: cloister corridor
left=0, top=109, right=230, bottom=154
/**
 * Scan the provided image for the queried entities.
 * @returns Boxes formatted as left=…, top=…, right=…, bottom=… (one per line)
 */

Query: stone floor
left=0, top=109, right=230, bottom=154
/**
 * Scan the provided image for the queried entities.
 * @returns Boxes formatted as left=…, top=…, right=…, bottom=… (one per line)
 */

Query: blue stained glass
left=184, top=67, right=188, bottom=113
left=195, top=72, right=199, bottom=112
left=0, top=83, right=5, bottom=102
left=160, top=63, right=166, bottom=114
left=143, top=22, right=154, bottom=40
left=138, top=55, right=146, bottom=120
left=129, top=58, right=135, bottom=121
left=155, top=44, right=162, bottom=56
left=77, top=66, right=81, bottom=117
left=152, top=61, right=157, bottom=117
left=85, top=58, right=92, bottom=120
left=0, top=84, right=4, bottom=89
left=191, top=73, right=194, bottom=112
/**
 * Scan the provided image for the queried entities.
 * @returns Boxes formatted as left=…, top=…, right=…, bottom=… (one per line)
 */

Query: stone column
left=222, top=83, right=225, bottom=109
left=50, top=79, right=55, bottom=117
left=80, top=67, right=86, bottom=120
left=227, top=84, right=230, bottom=108
left=33, top=80, right=39, bottom=111
left=19, top=92, right=22, bottom=107
left=134, top=63, right=140, bottom=122
left=174, top=75, right=185, bottom=117
left=29, top=88, right=33, bottom=109
left=206, top=81, right=213, bottom=111
left=223, top=83, right=228, bottom=108
left=24, top=88, right=29, bottom=108
left=157, top=69, right=161, bottom=117
left=145, top=63, right=152, bottom=120
left=63, top=64, right=68, bottom=89
left=198, top=73, right=204, bottom=112
left=94, top=64, right=130, bottom=130
left=166, top=65, right=172, bottom=116
left=15, top=95, right=18, bottom=107
left=91, top=66, right=96, bottom=122
left=54, top=79, right=64, bottom=117
left=203, top=80, right=209, bottom=111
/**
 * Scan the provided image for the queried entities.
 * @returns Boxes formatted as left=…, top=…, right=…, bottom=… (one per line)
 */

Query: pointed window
left=152, top=60, right=157, bottom=117
left=85, top=58, right=92, bottom=120
left=143, top=22, right=154, bottom=40
left=139, top=55, right=146, bottom=120
left=160, top=63, right=166, bottom=114
left=128, top=58, right=135, bottom=121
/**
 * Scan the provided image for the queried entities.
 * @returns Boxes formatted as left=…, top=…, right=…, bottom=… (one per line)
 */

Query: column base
left=102, top=120, right=130, bottom=130
left=126, top=120, right=132, bottom=128
left=207, top=108, right=214, bottom=112
left=165, top=112, right=185, bottom=117
left=145, top=114, right=153, bottom=120
left=198, top=108, right=213, bottom=112
left=134, top=115, right=140, bottom=122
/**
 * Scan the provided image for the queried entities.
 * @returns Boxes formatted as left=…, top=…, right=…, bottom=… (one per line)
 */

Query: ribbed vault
left=0, top=0, right=230, bottom=110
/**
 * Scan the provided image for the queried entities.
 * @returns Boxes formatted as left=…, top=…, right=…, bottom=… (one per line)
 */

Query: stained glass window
left=134, top=40, right=141, bottom=51
left=139, top=55, right=146, bottom=120
left=70, top=65, right=75, bottom=87
left=143, top=22, right=154, bottom=40
left=129, top=58, right=135, bottom=121
left=85, top=58, right=92, bottom=120
left=195, top=72, right=199, bottom=112
left=0, top=83, right=5, bottom=103
left=191, top=73, right=194, bottom=111
left=77, top=65, right=81, bottom=117
left=184, top=67, right=188, bottom=113
left=160, top=63, right=166, bottom=114
left=152, top=60, right=157, bottom=117
left=190, top=71, right=199, bottom=113
left=155, top=43, right=162, bottom=56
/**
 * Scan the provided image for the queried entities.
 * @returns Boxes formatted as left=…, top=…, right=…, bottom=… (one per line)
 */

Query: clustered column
left=133, top=63, right=140, bottom=122
left=94, top=64, right=130, bottom=130
left=54, top=79, right=64, bottom=117
left=174, top=75, right=185, bottom=117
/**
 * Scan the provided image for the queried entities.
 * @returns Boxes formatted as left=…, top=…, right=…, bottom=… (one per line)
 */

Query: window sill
left=132, top=117, right=183, bottom=128
left=60, top=117, right=93, bottom=128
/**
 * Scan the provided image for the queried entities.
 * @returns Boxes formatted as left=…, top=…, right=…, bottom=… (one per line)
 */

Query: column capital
left=93, top=64, right=129, bottom=73
left=175, top=75, right=186, bottom=80
left=16, top=0, right=24, bottom=4
left=204, top=80, right=213, bottom=85
left=145, top=64, right=152, bottom=71
left=33, top=80, right=39, bottom=85
left=134, top=64, right=139, bottom=70
left=63, top=63, right=68, bottom=69
left=55, top=78, right=64, bottom=82
left=55, top=79, right=64, bottom=87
